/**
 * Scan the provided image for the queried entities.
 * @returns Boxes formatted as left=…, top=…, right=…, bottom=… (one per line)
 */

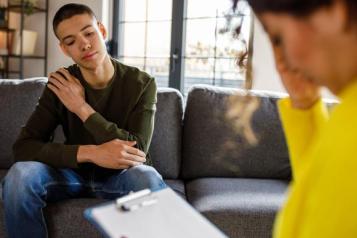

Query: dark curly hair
left=233, top=0, right=356, bottom=20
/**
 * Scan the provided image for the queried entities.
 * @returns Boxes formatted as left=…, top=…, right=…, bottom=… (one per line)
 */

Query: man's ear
left=97, top=22, right=107, bottom=39
left=59, top=42, right=70, bottom=57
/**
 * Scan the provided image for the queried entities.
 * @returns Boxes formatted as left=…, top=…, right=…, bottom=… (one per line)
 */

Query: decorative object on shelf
left=0, top=7, right=6, bottom=27
left=11, top=29, right=37, bottom=55
left=10, top=0, right=38, bottom=15
left=0, top=0, right=48, bottom=79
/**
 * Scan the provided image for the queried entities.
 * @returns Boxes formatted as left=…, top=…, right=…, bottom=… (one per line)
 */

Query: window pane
left=148, top=0, right=172, bottom=21
left=122, top=0, right=147, bottom=22
left=183, top=0, right=251, bottom=93
left=184, top=57, right=214, bottom=94
left=147, top=22, right=171, bottom=57
left=185, top=19, right=216, bottom=58
left=187, top=0, right=249, bottom=18
left=119, top=57, right=169, bottom=87
left=214, top=58, right=244, bottom=87
left=145, top=58, right=170, bottom=87
left=121, top=23, right=146, bottom=57
left=119, top=57, right=145, bottom=69
left=215, top=18, right=248, bottom=58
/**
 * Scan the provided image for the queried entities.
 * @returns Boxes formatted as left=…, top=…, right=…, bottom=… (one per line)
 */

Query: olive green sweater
left=13, top=58, right=157, bottom=168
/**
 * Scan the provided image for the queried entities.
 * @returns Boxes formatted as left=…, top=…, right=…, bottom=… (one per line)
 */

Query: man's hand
left=47, top=68, right=95, bottom=121
left=78, top=139, right=146, bottom=169
left=273, top=47, right=321, bottom=110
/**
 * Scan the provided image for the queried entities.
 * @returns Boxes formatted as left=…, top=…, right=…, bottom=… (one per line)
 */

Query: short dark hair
left=52, top=3, right=97, bottom=38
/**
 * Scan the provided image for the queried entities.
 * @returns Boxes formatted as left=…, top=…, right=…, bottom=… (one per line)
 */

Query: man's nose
left=79, top=37, right=91, bottom=51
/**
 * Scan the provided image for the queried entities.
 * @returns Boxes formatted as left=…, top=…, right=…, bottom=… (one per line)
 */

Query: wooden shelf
left=0, top=27, right=15, bottom=32
left=8, top=5, right=46, bottom=14
left=0, top=54, right=46, bottom=59
left=0, top=0, right=48, bottom=78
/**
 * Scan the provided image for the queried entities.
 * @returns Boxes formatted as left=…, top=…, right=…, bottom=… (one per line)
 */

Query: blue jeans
left=1, top=161, right=166, bottom=238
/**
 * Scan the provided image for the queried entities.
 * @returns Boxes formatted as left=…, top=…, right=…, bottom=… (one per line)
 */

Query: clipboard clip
left=116, top=189, right=158, bottom=212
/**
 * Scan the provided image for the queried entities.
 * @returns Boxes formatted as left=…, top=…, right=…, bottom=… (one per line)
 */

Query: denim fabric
left=1, top=161, right=166, bottom=238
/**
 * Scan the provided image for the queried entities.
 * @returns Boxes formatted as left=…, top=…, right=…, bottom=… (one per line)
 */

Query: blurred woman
left=232, top=0, right=357, bottom=237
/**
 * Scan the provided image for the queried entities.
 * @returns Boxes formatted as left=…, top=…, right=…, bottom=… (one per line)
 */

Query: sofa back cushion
left=0, top=78, right=47, bottom=168
left=0, top=79, right=183, bottom=178
left=182, top=85, right=291, bottom=180
left=149, top=88, right=183, bottom=179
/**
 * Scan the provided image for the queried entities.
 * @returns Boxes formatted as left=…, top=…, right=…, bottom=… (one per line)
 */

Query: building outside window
left=112, top=0, right=252, bottom=95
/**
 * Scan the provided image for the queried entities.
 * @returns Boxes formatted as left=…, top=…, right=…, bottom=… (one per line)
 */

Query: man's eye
left=86, top=32, right=94, bottom=36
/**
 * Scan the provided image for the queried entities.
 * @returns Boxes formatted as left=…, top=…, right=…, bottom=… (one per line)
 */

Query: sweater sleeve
left=277, top=98, right=329, bottom=181
left=12, top=87, right=79, bottom=168
left=83, top=78, right=157, bottom=155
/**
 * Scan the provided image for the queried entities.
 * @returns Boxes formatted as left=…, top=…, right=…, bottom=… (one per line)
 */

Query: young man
left=2, top=3, right=166, bottom=238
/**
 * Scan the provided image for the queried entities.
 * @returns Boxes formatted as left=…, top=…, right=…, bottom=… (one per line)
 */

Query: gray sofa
left=0, top=78, right=291, bottom=238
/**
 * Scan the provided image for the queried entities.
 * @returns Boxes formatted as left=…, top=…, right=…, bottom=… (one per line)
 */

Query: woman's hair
left=227, top=0, right=357, bottom=146
left=233, top=0, right=357, bottom=20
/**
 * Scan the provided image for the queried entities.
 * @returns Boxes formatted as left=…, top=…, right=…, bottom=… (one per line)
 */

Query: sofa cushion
left=149, top=88, right=184, bottom=179
left=0, top=171, right=185, bottom=237
left=165, top=179, right=185, bottom=199
left=186, top=178, right=289, bottom=238
left=0, top=78, right=183, bottom=178
left=0, top=78, right=47, bottom=169
left=182, top=85, right=291, bottom=179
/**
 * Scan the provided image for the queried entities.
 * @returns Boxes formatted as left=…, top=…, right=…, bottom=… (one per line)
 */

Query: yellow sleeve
left=277, top=98, right=329, bottom=181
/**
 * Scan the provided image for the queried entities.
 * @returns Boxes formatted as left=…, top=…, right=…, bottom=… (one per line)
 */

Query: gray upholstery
left=0, top=168, right=185, bottom=238
left=0, top=78, right=47, bottom=168
left=44, top=179, right=185, bottom=238
left=182, top=85, right=291, bottom=180
left=149, top=88, right=184, bottom=179
left=186, top=178, right=289, bottom=238
left=0, top=79, right=293, bottom=238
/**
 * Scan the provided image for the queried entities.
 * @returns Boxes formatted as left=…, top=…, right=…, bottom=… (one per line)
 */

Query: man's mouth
left=82, top=52, right=97, bottom=60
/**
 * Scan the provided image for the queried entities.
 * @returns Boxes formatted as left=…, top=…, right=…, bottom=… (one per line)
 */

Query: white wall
left=251, top=18, right=335, bottom=98
left=251, top=19, right=285, bottom=92
left=20, top=0, right=108, bottom=77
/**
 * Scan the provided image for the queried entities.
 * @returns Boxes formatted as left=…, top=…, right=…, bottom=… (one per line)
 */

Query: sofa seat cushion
left=0, top=175, right=185, bottom=238
left=165, top=179, right=185, bottom=199
left=186, top=178, right=289, bottom=238
left=45, top=198, right=104, bottom=238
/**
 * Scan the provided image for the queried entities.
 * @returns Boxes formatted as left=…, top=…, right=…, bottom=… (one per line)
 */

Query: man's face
left=56, top=13, right=107, bottom=70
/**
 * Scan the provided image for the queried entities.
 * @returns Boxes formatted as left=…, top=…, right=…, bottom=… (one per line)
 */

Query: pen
left=116, top=189, right=151, bottom=206
left=121, top=198, right=158, bottom=212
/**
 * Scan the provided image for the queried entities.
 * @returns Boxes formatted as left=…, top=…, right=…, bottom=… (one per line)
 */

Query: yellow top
left=274, top=79, right=357, bottom=238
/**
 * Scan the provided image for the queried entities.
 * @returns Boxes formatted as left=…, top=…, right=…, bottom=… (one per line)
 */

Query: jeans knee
left=2, top=162, right=48, bottom=200
left=125, top=165, right=166, bottom=192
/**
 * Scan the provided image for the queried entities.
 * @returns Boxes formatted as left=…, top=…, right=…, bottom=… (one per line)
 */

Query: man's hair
left=52, top=3, right=97, bottom=38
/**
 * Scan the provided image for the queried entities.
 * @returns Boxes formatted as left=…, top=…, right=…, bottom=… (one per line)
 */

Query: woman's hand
left=274, top=47, right=321, bottom=109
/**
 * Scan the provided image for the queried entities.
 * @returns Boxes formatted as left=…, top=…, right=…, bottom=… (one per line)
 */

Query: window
left=112, top=0, right=252, bottom=94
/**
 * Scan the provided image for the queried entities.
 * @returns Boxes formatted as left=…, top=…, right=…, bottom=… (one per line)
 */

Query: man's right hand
left=273, top=46, right=321, bottom=110
left=77, top=139, right=146, bottom=169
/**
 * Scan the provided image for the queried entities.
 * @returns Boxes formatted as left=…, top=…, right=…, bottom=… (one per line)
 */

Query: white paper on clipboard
left=84, top=188, right=227, bottom=238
